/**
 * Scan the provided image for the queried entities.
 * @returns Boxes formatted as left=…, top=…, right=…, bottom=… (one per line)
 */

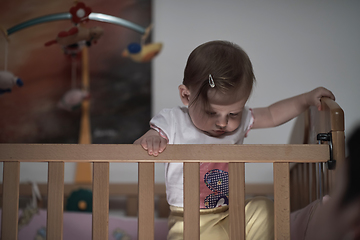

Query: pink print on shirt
left=199, top=163, right=229, bottom=209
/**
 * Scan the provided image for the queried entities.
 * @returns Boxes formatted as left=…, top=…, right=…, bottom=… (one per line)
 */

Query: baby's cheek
left=229, top=119, right=242, bottom=132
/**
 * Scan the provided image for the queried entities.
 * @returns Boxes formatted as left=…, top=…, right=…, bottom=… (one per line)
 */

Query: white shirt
left=150, top=106, right=253, bottom=208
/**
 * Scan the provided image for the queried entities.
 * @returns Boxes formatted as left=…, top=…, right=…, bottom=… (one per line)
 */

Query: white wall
left=1, top=0, right=359, bottom=184
left=152, top=0, right=360, bottom=183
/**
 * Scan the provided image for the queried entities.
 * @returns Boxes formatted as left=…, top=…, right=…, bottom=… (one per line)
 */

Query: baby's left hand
left=305, top=87, right=335, bottom=111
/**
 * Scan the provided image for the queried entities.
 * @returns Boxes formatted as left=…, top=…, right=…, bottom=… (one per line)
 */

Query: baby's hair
left=183, top=40, right=255, bottom=108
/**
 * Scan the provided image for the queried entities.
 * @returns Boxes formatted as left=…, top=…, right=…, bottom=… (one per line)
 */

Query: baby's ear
left=178, top=85, right=191, bottom=106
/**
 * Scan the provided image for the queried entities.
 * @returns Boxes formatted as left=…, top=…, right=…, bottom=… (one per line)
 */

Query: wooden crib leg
left=47, top=162, right=64, bottom=240
left=274, top=162, right=290, bottom=240
left=1, top=161, right=20, bottom=240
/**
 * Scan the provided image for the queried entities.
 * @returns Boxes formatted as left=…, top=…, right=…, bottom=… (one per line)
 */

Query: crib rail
left=1, top=144, right=329, bottom=240
left=290, top=98, right=345, bottom=211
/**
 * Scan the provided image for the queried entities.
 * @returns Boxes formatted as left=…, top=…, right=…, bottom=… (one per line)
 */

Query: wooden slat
left=290, top=165, right=299, bottom=211
left=310, top=163, right=317, bottom=202
left=1, top=161, right=20, bottom=240
left=229, top=162, right=245, bottom=240
left=297, top=165, right=304, bottom=207
left=0, top=144, right=329, bottom=163
left=47, top=162, right=64, bottom=240
left=184, top=162, right=200, bottom=240
left=138, top=162, right=154, bottom=240
left=303, top=163, right=310, bottom=206
left=92, top=162, right=109, bottom=240
left=273, top=163, right=290, bottom=240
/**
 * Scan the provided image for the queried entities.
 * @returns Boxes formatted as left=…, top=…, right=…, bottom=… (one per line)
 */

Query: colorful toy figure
left=113, top=228, right=132, bottom=240
left=45, top=25, right=103, bottom=55
left=57, top=88, right=90, bottom=111
left=122, top=24, right=163, bottom=63
left=122, top=42, right=163, bottom=63
left=0, top=70, right=23, bottom=94
left=34, top=226, right=46, bottom=240
left=69, top=2, right=92, bottom=24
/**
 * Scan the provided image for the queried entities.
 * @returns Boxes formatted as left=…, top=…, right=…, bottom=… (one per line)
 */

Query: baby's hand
left=133, top=129, right=167, bottom=156
left=306, top=87, right=335, bottom=111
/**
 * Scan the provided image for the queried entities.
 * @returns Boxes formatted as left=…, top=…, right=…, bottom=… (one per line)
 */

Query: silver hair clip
left=209, top=74, right=215, bottom=88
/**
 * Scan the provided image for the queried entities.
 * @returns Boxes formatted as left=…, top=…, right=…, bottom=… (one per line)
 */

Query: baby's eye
left=206, top=111, right=217, bottom=116
left=229, top=113, right=239, bottom=117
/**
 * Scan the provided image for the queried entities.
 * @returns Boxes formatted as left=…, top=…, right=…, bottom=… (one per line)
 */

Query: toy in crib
left=0, top=70, right=23, bottom=94
left=34, top=227, right=46, bottom=240
left=113, top=228, right=132, bottom=240
left=18, top=182, right=42, bottom=232
left=57, top=88, right=90, bottom=111
left=122, top=24, right=163, bottom=63
left=66, top=188, right=93, bottom=212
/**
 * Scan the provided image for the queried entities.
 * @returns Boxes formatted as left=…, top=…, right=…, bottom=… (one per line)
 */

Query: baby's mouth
left=213, top=130, right=226, bottom=135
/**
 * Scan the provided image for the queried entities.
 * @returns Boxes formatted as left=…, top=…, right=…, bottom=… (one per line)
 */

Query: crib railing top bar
left=0, top=144, right=329, bottom=163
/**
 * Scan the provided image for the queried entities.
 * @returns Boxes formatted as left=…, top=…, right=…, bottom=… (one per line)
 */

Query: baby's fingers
left=145, top=137, right=162, bottom=156
left=158, top=137, right=167, bottom=154
left=313, top=87, right=335, bottom=111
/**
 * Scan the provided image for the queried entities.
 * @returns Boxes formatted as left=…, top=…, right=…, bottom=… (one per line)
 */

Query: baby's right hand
left=133, top=129, right=167, bottom=156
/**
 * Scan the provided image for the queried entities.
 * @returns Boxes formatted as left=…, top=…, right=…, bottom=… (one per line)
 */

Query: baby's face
left=188, top=89, right=249, bottom=137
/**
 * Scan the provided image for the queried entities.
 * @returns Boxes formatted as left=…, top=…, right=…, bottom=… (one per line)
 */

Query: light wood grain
left=92, top=162, right=109, bottom=240
left=184, top=162, right=200, bottom=240
left=274, top=163, right=290, bottom=240
left=138, top=163, right=154, bottom=240
left=229, top=162, right=245, bottom=240
left=1, top=161, right=20, bottom=240
left=47, top=162, right=64, bottom=240
left=0, top=144, right=329, bottom=163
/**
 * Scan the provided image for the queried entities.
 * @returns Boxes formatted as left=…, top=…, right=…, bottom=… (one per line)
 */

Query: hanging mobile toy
left=122, top=24, right=163, bottom=63
left=44, top=2, right=103, bottom=55
left=0, top=71, right=23, bottom=94
left=0, top=28, right=24, bottom=95
left=57, top=88, right=90, bottom=111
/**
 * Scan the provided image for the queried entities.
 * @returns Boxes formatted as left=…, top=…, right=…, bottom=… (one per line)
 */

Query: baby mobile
left=0, top=27, right=23, bottom=95
left=45, top=2, right=101, bottom=111
left=0, top=1, right=163, bottom=111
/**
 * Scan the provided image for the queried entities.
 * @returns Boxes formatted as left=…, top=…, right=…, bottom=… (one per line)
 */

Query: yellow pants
left=167, top=196, right=274, bottom=240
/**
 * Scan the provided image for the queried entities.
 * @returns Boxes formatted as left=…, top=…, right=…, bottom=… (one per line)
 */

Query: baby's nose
left=216, top=117, right=228, bottom=128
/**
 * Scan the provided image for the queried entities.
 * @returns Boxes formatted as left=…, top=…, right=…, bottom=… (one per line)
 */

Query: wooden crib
left=0, top=97, right=345, bottom=240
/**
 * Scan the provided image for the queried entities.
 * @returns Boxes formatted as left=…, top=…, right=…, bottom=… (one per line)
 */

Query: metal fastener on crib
left=317, top=132, right=336, bottom=170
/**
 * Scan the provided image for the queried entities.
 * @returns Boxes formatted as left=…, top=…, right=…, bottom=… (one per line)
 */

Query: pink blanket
left=0, top=209, right=168, bottom=240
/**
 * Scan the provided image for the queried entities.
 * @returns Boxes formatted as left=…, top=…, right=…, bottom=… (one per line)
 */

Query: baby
left=134, top=40, right=335, bottom=240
